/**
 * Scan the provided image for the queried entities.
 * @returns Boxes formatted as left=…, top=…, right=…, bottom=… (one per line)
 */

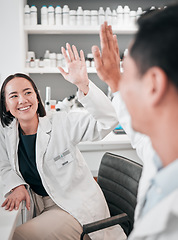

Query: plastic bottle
left=49, top=53, right=56, bottom=67
left=48, top=5, right=54, bottom=25
left=30, top=57, right=35, bottom=67
left=98, top=7, right=105, bottom=25
left=63, top=5, right=70, bottom=25
left=41, top=5, right=48, bottom=25
left=130, top=10, right=136, bottom=26
left=136, top=7, right=142, bottom=20
left=84, top=10, right=91, bottom=26
left=91, top=10, right=98, bottom=26
left=112, top=10, right=117, bottom=26
left=77, top=6, right=83, bottom=26
left=105, top=7, right=112, bottom=25
left=24, top=5, right=30, bottom=25
left=30, top=5, right=37, bottom=25
left=55, top=5, right=62, bottom=25
left=117, top=5, right=124, bottom=27
left=69, top=10, right=76, bottom=26
left=123, top=5, right=130, bottom=27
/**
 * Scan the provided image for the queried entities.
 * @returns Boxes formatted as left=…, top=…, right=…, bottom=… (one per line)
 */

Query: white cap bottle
left=41, top=5, right=48, bottom=25
left=91, top=10, right=98, bottom=26
left=123, top=5, right=130, bottom=27
left=24, top=5, right=30, bottom=25
left=98, top=7, right=105, bottom=25
left=30, top=5, right=37, bottom=25
left=63, top=5, right=70, bottom=25
left=105, top=7, right=112, bottom=25
left=55, top=5, right=62, bottom=25
left=48, top=5, right=54, bottom=25
left=137, top=7, right=142, bottom=19
left=117, top=5, right=124, bottom=27
left=69, top=10, right=76, bottom=26
left=77, top=6, right=83, bottom=26
left=130, top=11, right=136, bottom=26
left=112, top=10, right=117, bottom=26
left=84, top=10, right=91, bottom=26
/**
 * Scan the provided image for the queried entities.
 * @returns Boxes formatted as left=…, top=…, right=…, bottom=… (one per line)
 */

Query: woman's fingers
left=72, top=45, right=80, bottom=60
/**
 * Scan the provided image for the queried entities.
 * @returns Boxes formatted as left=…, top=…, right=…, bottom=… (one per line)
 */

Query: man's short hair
left=130, top=4, right=178, bottom=89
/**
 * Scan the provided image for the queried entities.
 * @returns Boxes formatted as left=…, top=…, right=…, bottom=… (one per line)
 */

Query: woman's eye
left=25, top=91, right=32, bottom=95
left=10, top=95, right=17, bottom=99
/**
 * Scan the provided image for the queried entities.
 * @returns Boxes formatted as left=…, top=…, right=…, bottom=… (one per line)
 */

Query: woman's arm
left=0, top=125, right=30, bottom=211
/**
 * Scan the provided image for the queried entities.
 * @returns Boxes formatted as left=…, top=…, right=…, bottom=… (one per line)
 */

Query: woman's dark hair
left=0, top=73, right=46, bottom=127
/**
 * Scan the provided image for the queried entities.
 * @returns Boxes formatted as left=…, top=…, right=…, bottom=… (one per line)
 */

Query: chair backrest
left=97, top=152, right=142, bottom=236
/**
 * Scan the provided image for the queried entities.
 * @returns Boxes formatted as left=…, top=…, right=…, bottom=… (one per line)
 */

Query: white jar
left=30, top=5, right=37, bottom=25
left=117, top=5, right=124, bottom=27
left=105, top=7, right=112, bottom=25
left=69, top=10, right=76, bottom=26
left=55, top=5, right=62, bottom=25
left=84, top=10, right=91, bottom=26
left=63, top=5, right=69, bottom=25
left=41, top=5, right=48, bottom=25
left=98, top=7, right=105, bottom=25
left=44, top=50, right=50, bottom=59
left=48, top=5, right=54, bottom=25
left=91, top=10, right=98, bottom=26
left=77, top=6, right=83, bottom=26
left=24, top=5, right=30, bottom=25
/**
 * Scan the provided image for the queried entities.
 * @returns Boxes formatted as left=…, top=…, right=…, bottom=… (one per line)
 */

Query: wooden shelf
left=24, top=25, right=137, bottom=34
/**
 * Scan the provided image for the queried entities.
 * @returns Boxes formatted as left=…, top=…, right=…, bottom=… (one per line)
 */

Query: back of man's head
left=130, top=4, right=178, bottom=89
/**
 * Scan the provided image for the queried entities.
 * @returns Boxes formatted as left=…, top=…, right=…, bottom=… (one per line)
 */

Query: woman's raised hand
left=58, top=43, right=89, bottom=95
left=1, top=185, right=30, bottom=211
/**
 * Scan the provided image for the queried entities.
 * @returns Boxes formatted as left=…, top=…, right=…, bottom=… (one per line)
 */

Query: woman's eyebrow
left=8, top=88, right=32, bottom=96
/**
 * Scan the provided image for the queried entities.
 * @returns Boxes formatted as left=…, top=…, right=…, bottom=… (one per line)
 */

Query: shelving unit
left=24, top=25, right=137, bottom=35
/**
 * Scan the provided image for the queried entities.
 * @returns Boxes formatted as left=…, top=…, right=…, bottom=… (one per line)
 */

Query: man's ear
left=144, top=67, right=168, bottom=106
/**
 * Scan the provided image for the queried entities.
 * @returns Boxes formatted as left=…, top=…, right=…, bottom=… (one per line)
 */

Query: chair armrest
left=80, top=213, right=128, bottom=240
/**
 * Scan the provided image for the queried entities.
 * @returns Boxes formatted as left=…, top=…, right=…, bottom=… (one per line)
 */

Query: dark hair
left=130, top=3, right=178, bottom=89
left=0, top=73, right=46, bottom=127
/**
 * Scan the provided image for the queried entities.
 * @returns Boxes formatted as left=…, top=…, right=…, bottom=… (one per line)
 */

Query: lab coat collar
left=131, top=189, right=178, bottom=238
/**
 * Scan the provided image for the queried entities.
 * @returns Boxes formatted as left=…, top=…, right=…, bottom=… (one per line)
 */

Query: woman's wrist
left=77, top=81, right=89, bottom=95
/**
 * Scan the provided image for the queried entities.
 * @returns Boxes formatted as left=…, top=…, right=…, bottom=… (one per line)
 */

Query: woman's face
left=5, top=77, right=39, bottom=125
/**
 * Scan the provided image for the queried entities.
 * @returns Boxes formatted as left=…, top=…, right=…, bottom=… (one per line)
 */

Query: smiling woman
left=0, top=44, right=125, bottom=240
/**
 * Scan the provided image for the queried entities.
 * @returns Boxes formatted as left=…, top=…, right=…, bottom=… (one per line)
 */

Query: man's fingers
left=113, top=35, right=120, bottom=57
left=100, top=22, right=109, bottom=52
left=106, top=25, right=115, bottom=52
left=92, top=46, right=103, bottom=70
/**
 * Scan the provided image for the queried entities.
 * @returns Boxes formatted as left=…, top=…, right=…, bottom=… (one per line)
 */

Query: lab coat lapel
left=130, top=190, right=178, bottom=239
left=6, top=119, right=19, bottom=172
left=36, top=116, right=52, bottom=166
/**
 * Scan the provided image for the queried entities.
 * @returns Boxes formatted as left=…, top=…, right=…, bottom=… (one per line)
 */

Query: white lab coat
left=0, top=81, right=126, bottom=240
left=113, top=92, right=178, bottom=239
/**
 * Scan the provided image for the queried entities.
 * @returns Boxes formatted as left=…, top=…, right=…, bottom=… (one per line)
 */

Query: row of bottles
left=24, top=4, right=144, bottom=27
left=26, top=50, right=96, bottom=69
left=26, top=48, right=128, bottom=70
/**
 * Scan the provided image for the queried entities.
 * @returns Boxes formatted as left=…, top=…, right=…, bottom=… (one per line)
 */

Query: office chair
left=81, top=152, right=143, bottom=240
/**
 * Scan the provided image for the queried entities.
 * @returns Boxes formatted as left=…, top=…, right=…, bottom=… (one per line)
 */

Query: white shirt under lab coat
left=0, top=82, right=126, bottom=240
left=113, top=92, right=178, bottom=239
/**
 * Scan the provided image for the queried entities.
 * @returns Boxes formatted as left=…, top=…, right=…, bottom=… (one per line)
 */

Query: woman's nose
left=18, top=95, right=27, bottom=104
